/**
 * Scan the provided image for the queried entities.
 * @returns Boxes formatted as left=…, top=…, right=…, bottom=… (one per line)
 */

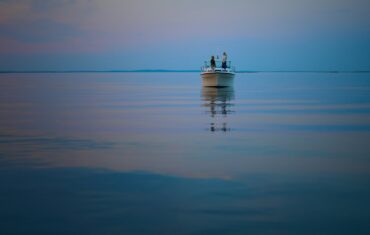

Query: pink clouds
left=0, top=36, right=107, bottom=54
left=1, top=0, right=370, bottom=70
left=1, top=0, right=370, bottom=54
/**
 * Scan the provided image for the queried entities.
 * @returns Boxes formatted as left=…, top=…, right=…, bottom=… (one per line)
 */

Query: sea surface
left=1, top=72, right=370, bottom=234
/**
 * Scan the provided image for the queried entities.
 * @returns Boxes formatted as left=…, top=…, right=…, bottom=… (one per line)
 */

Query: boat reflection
left=201, top=87, right=235, bottom=132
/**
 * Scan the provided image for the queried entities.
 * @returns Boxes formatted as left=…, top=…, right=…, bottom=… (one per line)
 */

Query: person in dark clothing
left=210, top=56, right=216, bottom=70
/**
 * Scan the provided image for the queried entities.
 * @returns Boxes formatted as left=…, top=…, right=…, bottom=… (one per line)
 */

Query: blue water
left=1, top=72, right=370, bottom=234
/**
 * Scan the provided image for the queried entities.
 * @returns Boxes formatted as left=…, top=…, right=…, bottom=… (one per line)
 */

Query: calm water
left=1, top=72, right=370, bottom=234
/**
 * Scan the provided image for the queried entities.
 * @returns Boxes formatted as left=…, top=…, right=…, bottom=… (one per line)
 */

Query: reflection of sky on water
left=1, top=72, right=370, bottom=234
left=1, top=167, right=370, bottom=235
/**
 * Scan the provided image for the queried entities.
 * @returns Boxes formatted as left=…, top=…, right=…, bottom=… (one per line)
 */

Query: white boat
left=201, top=60, right=235, bottom=87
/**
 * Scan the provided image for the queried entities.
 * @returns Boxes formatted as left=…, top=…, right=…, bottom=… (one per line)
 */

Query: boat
left=201, top=60, right=235, bottom=87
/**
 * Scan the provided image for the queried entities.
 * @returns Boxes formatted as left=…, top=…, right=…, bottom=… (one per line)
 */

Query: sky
left=0, top=0, right=370, bottom=71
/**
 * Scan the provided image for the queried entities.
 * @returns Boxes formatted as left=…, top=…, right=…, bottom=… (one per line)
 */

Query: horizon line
left=1, top=69, right=370, bottom=74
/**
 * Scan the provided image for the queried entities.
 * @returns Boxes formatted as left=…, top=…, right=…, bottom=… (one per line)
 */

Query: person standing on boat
left=210, top=56, right=216, bottom=71
left=222, top=52, right=228, bottom=70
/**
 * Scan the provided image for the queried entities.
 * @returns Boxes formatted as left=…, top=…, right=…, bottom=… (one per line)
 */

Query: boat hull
left=201, top=72, right=235, bottom=87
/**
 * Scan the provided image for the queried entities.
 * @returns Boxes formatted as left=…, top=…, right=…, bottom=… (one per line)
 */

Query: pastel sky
left=0, top=0, right=370, bottom=70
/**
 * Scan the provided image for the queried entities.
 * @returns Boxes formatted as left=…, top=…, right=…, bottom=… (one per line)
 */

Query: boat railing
left=201, top=60, right=236, bottom=72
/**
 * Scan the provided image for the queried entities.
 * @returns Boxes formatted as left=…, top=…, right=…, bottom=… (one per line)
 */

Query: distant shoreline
left=0, top=70, right=369, bottom=74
